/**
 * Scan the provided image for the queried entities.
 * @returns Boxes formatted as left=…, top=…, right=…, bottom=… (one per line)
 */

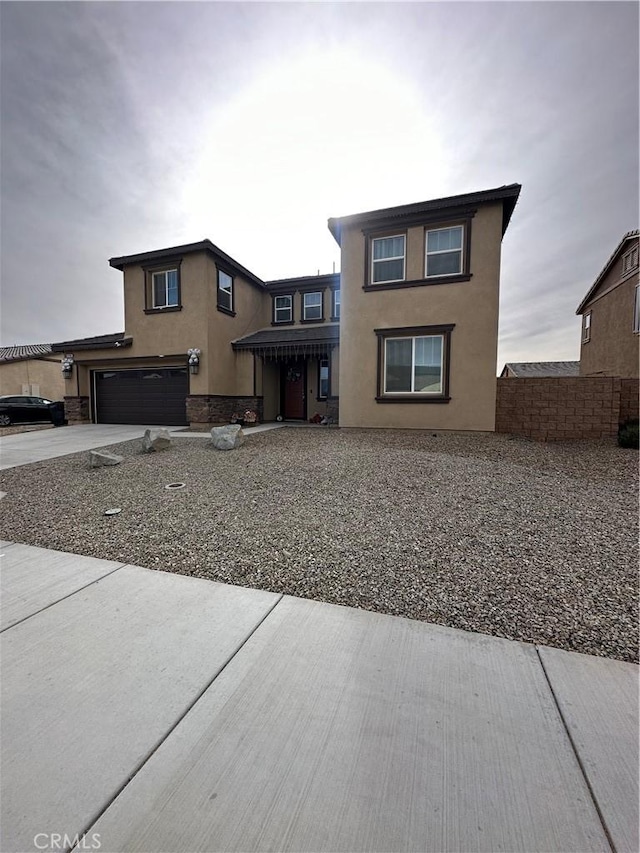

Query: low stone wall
left=619, top=378, right=639, bottom=423
left=495, top=377, right=622, bottom=441
left=326, top=396, right=340, bottom=423
left=64, top=396, right=90, bottom=424
left=186, top=395, right=264, bottom=428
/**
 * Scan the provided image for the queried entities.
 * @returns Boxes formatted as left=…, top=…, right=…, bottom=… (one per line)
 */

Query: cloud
left=0, top=1, right=637, bottom=363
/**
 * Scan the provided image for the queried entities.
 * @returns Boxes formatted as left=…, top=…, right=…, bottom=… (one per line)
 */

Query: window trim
left=317, top=357, right=330, bottom=400
left=634, top=284, right=640, bottom=334
left=272, top=293, right=294, bottom=325
left=363, top=216, right=473, bottom=292
left=582, top=311, right=591, bottom=343
left=425, top=224, right=465, bottom=279
left=369, top=233, right=406, bottom=285
left=331, top=288, right=341, bottom=321
left=143, top=259, right=183, bottom=314
left=301, top=291, right=324, bottom=323
left=216, top=267, right=235, bottom=316
left=375, top=325, right=454, bottom=403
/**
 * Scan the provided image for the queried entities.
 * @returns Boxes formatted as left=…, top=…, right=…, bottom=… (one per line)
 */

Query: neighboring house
left=500, top=361, right=580, bottom=378
left=55, top=183, right=521, bottom=429
left=0, top=344, right=64, bottom=400
left=576, top=230, right=640, bottom=378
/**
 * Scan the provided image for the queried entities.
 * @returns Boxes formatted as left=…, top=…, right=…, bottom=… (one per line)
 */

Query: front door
left=282, top=361, right=306, bottom=419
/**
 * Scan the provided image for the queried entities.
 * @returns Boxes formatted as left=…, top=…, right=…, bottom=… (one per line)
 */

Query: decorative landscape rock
left=90, top=450, right=124, bottom=468
left=211, top=424, right=245, bottom=450
left=142, top=428, right=172, bottom=452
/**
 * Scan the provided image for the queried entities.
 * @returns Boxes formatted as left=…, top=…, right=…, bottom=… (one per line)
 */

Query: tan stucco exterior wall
left=65, top=251, right=269, bottom=406
left=579, top=248, right=639, bottom=378
left=338, top=203, right=504, bottom=430
left=204, top=258, right=266, bottom=397
left=262, top=361, right=280, bottom=421
left=0, top=357, right=65, bottom=399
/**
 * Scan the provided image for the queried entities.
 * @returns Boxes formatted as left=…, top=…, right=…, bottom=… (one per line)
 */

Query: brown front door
left=282, top=361, right=306, bottom=419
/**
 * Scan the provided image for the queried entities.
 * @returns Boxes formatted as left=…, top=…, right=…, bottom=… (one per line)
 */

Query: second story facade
left=329, top=185, right=521, bottom=431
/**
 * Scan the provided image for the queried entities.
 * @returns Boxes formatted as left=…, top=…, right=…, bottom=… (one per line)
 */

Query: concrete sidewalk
left=0, top=542, right=637, bottom=853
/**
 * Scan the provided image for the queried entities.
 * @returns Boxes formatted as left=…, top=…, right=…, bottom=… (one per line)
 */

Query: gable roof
left=576, top=230, right=639, bottom=315
left=51, top=332, right=132, bottom=352
left=328, top=184, right=522, bottom=245
left=0, top=343, right=54, bottom=363
left=501, top=361, right=580, bottom=378
left=109, top=239, right=266, bottom=290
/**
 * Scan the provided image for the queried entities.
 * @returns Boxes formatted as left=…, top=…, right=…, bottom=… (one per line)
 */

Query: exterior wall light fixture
left=188, top=348, right=201, bottom=375
left=61, top=354, right=74, bottom=378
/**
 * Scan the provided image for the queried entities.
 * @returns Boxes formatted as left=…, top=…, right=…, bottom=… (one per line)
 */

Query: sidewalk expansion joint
left=0, top=560, right=128, bottom=634
left=536, top=645, right=617, bottom=853
left=67, top=592, right=285, bottom=853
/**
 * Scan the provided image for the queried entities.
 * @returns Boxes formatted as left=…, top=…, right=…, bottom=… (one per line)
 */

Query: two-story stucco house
left=53, top=183, right=521, bottom=430
left=576, top=230, right=639, bottom=379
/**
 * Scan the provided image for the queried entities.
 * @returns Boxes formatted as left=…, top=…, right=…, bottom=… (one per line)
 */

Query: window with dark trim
left=144, top=261, right=182, bottom=313
left=318, top=358, right=329, bottom=399
left=375, top=325, right=454, bottom=403
left=302, top=291, right=323, bottom=322
left=425, top=225, right=464, bottom=277
left=331, top=289, right=341, bottom=320
left=582, top=312, right=591, bottom=343
left=371, top=235, right=405, bottom=283
left=152, top=269, right=179, bottom=307
left=273, top=294, right=293, bottom=323
left=217, top=269, right=234, bottom=315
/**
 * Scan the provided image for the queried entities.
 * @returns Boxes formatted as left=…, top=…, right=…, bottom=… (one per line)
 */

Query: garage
left=93, top=367, right=188, bottom=425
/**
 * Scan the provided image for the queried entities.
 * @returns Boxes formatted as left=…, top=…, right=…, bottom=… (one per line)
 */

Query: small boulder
left=211, top=424, right=245, bottom=450
left=142, top=428, right=172, bottom=452
left=90, top=450, right=123, bottom=468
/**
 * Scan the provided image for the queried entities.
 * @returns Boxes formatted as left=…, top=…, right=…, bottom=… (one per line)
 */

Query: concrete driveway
left=0, top=422, right=285, bottom=470
left=0, top=424, right=187, bottom=470
left=1, top=541, right=637, bottom=853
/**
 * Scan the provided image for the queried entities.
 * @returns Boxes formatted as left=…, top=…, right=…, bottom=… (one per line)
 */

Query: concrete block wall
left=495, top=377, right=623, bottom=441
left=619, top=378, right=639, bottom=423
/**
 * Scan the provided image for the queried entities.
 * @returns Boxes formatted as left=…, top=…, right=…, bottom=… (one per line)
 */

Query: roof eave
left=576, top=230, right=640, bottom=315
left=328, top=183, right=522, bottom=246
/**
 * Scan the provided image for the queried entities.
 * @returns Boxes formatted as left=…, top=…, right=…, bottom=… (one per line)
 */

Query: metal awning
left=232, top=325, right=339, bottom=359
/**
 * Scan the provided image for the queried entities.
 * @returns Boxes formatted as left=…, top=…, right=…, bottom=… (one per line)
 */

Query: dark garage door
left=94, top=368, right=188, bottom=425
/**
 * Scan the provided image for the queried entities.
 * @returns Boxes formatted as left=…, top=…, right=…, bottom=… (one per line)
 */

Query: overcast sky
left=1, top=1, right=638, bottom=368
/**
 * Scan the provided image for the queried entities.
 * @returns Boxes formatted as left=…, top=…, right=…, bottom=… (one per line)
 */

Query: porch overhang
left=232, top=325, right=339, bottom=360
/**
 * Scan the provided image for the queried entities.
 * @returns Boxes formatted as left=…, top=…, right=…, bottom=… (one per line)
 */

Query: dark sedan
left=0, top=395, right=66, bottom=427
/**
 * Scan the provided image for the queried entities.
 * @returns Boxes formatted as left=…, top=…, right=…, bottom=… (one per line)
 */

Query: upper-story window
left=332, top=288, right=341, bottom=320
left=273, top=294, right=293, bottom=323
left=371, top=235, right=405, bottom=283
left=217, top=269, right=234, bottom=315
left=152, top=269, right=179, bottom=308
left=622, top=245, right=639, bottom=277
left=302, top=291, right=323, bottom=321
left=582, top=312, right=591, bottom=343
left=426, top=226, right=463, bottom=277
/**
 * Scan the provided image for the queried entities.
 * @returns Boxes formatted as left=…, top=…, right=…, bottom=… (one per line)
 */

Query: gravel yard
left=1, top=428, right=637, bottom=662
